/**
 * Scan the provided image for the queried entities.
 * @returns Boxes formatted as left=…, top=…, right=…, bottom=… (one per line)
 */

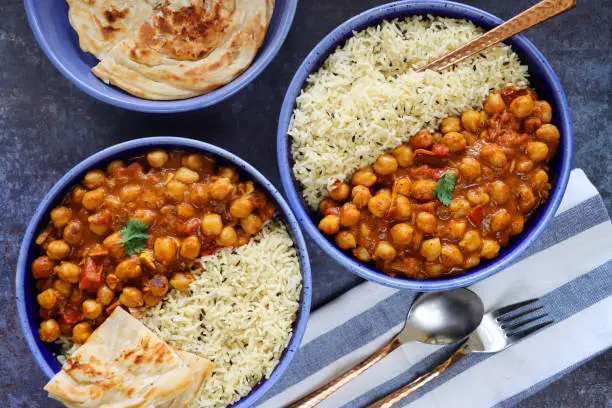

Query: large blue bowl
left=277, top=0, right=573, bottom=291
left=16, top=137, right=312, bottom=408
left=24, top=0, right=297, bottom=113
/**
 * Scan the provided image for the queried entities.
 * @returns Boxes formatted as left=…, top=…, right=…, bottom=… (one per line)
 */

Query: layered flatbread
left=44, top=307, right=213, bottom=408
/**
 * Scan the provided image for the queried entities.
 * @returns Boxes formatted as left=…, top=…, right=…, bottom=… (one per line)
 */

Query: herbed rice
left=289, top=15, right=529, bottom=209
left=57, top=220, right=302, bottom=408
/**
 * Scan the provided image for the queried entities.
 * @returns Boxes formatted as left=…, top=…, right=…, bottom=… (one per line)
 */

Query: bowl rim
left=277, top=0, right=573, bottom=291
left=15, top=137, right=312, bottom=408
left=23, top=0, right=298, bottom=113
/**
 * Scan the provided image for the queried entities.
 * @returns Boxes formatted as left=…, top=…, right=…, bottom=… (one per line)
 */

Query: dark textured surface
left=1, top=0, right=610, bottom=407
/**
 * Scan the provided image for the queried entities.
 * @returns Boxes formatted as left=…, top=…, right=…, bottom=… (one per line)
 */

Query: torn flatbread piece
left=44, top=307, right=213, bottom=408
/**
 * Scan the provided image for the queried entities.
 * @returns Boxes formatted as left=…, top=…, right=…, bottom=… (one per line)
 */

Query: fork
left=367, top=298, right=553, bottom=408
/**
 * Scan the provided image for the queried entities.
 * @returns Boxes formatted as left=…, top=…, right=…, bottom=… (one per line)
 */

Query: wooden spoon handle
left=287, top=336, right=403, bottom=408
left=416, top=0, right=576, bottom=73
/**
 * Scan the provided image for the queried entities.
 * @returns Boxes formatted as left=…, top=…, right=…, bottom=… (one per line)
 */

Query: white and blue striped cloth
left=258, top=169, right=612, bottom=408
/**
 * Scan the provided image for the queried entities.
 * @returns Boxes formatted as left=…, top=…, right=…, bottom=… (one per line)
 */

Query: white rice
left=56, top=220, right=302, bottom=408
left=289, top=15, right=529, bottom=209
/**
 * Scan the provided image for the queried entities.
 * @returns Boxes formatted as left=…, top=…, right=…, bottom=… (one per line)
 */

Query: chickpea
left=534, top=100, right=553, bottom=123
left=481, top=146, right=507, bottom=168
left=104, top=195, right=121, bottom=210
left=410, top=180, right=437, bottom=201
left=230, top=197, right=254, bottom=218
left=441, top=132, right=467, bottom=153
left=353, top=246, right=371, bottom=262
left=73, top=322, right=93, bottom=344
left=150, top=274, right=170, bottom=297
left=71, top=185, right=86, bottom=205
left=32, top=256, right=55, bottom=279
left=420, top=238, right=442, bottom=262
left=461, top=110, right=482, bottom=132
left=318, top=215, right=340, bottom=235
left=440, top=116, right=461, bottom=134
left=463, top=253, right=481, bottom=269
left=154, top=237, right=178, bottom=265
left=171, top=167, right=199, bottom=184
left=392, top=145, right=414, bottom=167
left=368, top=193, right=391, bottom=218
left=351, top=185, right=372, bottom=208
left=459, top=230, right=482, bottom=252
left=480, top=239, right=501, bottom=259
left=107, top=159, right=124, bottom=173
left=39, top=319, right=61, bottom=343
left=491, top=208, right=512, bottom=232
left=466, top=188, right=490, bottom=206
left=352, top=168, right=377, bottom=187
left=97, top=285, right=115, bottom=306
left=410, top=129, right=434, bottom=149
left=216, top=226, right=238, bottom=247
left=339, top=203, right=360, bottom=227
left=458, top=157, right=481, bottom=181
left=394, top=195, right=411, bottom=219
left=82, top=188, right=105, bottom=211
left=241, top=214, right=263, bottom=235
left=63, top=219, right=83, bottom=245
left=120, top=287, right=144, bottom=308
left=201, top=213, right=223, bottom=235
left=147, top=149, right=169, bottom=168
left=106, top=273, right=120, bottom=290
left=183, top=154, right=208, bottom=171
left=319, top=198, right=336, bottom=214
left=144, top=292, right=163, bottom=307
left=180, top=236, right=201, bottom=259
left=490, top=180, right=510, bottom=204
left=424, top=262, right=446, bottom=278
left=532, top=169, right=549, bottom=190
left=82, top=299, right=102, bottom=320
left=37, top=288, right=60, bottom=309
left=190, top=183, right=210, bottom=206
left=509, top=95, right=534, bottom=118
left=484, top=93, right=505, bottom=115
left=50, top=206, right=72, bottom=228
left=449, top=198, right=471, bottom=217
left=516, top=158, right=534, bottom=173
left=395, top=177, right=411, bottom=196
left=390, top=223, right=414, bottom=245
left=88, top=211, right=111, bottom=236
left=116, top=184, right=140, bottom=202
left=56, top=261, right=80, bottom=283
left=170, top=272, right=194, bottom=291
left=46, top=240, right=71, bottom=260
left=523, top=117, right=542, bottom=133
left=166, top=180, right=188, bottom=202
left=218, top=167, right=238, bottom=182
left=374, top=242, right=397, bottom=261
left=535, top=124, right=560, bottom=144
left=517, top=185, right=537, bottom=213
left=52, top=279, right=73, bottom=298
left=115, top=257, right=142, bottom=280
left=527, top=141, right=549, bottom=162
left=510, top=215, right=525, bottom=236
left=335, top=231, right=357, bottom=249
left=445, top=220, right=467, bottom=241
left=83, top=170, right=106, bottom=189
left=210, top=178, right=234, bottom=200
left=329, top=182, right=350, bottom=201
left=440, top=244, right=464, bottom=267
left=416, top=212, right=436, bottom=234
left=373, top=154, right=399, bottom=176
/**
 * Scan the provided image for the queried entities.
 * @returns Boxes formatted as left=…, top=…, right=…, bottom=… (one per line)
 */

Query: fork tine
left=492, top=298, right=540, bottom=318
left=507, top=320, right=554, bottom=341
left=498, top=306, right=545, bottom=324
left=502, top=313, right=548, bottom=331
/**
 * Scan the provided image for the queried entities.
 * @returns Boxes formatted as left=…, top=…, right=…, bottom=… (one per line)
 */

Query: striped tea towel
left=258, top=169, right=612, bottom=408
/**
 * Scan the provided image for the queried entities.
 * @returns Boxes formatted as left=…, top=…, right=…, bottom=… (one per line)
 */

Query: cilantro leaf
left=120, top=219, right=150, bottom=256
left=434, top=172, right=456, bottom=206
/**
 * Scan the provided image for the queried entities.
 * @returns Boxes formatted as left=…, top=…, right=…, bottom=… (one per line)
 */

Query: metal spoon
left=288, top=288, right=484, bottom=408
left=417, top=0, right=576, bottom=73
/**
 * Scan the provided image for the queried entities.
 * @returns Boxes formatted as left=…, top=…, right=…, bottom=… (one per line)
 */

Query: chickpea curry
left=318, top=86, right=559, bottom=279
left=32, top=150, right=275, bottom=344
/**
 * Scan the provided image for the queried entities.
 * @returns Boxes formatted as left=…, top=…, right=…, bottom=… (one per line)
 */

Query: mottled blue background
left=1, top=0, right=610, bottom=406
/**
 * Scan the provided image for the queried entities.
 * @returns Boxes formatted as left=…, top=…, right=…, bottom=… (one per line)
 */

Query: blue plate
left=16, top=137, right=312, bottom=408
left=277, top=0, right=573, bottom=291
left=24, top=0, right=297, bottom=113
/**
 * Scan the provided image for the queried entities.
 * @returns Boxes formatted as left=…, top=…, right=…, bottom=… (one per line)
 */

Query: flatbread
left=67, top=0, right=275, bottom=100
left=44, top=307, right=213, bottom=408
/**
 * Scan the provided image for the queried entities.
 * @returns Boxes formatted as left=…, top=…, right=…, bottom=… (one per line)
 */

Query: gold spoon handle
left=288, top=336, right=403, bottom=408
left=416, top=0, right=576, bottom=73
left=366, top=343, right=471, bottom=408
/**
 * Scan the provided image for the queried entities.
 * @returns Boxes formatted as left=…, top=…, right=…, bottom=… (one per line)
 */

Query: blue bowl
left=277, top=0, right=573, bottom=291
left=16, top=137, right=312, bottom=408
left=24, top=0, right=297, bottom=113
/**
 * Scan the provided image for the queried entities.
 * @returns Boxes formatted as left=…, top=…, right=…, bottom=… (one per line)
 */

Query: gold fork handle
left=416, top=0, right=576, bottom=73
left=288, top=336, right=403, bottom=408
left=366, top=343, right=471, bottom=408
